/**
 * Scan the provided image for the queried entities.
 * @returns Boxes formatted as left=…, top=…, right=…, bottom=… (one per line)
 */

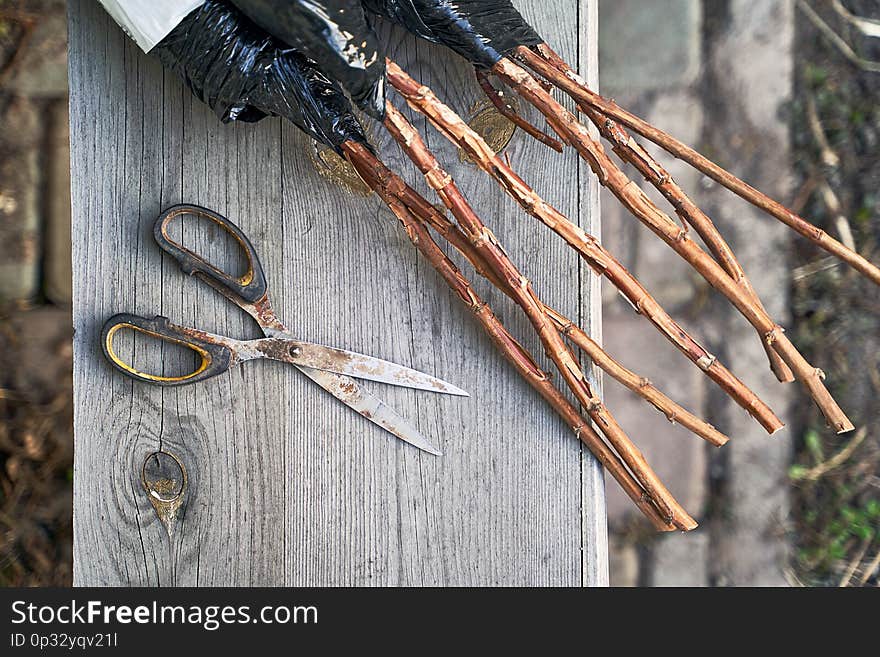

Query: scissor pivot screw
left=288, top=346, right=301, bottom=357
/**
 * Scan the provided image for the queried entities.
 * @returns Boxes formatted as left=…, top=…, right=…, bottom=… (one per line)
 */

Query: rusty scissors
left=101, top=204, right=467, bottom=455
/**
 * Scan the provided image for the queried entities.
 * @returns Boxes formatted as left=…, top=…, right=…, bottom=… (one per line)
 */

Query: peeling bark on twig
left=475, top=68, right=563, bottom=152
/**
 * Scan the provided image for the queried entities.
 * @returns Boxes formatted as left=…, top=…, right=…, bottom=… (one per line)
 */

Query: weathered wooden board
left=69, top=0, right=605, bottom=586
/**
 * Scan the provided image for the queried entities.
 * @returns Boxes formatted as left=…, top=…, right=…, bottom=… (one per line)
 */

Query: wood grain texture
left=69, top=0, right=606, bottom=586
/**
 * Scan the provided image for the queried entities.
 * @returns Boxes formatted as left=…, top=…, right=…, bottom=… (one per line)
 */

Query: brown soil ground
left=0, top=305, right=73, bottom=586
left=789, top=0, right=880, bottom=587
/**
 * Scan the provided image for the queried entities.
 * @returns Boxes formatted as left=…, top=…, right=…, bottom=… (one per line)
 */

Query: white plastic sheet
left=98, top=0, right=206, bottom=52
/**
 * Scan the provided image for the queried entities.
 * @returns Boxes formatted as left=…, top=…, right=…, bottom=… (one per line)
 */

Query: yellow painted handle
left=101, top=314, right=232, bottom=386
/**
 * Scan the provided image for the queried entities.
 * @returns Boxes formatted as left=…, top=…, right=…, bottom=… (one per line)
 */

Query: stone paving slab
left=601, top=43, right=709, bottom=527
left=598, top=0, right=795, bottom=585
left=698, top=0, right=795, bottom=587
left=599, top=0, right=701, bottom=96
left=653, top=531, right=708, bottom=587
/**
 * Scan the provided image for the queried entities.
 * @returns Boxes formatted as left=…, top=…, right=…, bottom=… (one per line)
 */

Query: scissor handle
left=101, top=313, right=233, bottom=386
left=154, top=204, right=268, bottom=303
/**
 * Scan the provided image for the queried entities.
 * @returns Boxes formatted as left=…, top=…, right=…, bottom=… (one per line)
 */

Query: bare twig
left=806, top=95, right=841, bottom=169
left=475, top=68, right=563, bottom=152
left=529, top=47, right=794, bottom=382
left=790, top=171, right=821, bottom=216
left=0, top=10, right=37, bottom=88
left=391, top=177, right=730, bottom=448
left=805, top=97, right=859, bottom=253
left=818, top=182, right=858, bottom=252
left=831, top=0, right=880, bottom=38
left=798, top=0, right=880, bottom=73
left=839, top=535, right=873, bottom=587
left=792, top=256, right=841, bottom=282
left=542, top=307, right=729, bottom=446
left=858, top=548, right=880, bottom=586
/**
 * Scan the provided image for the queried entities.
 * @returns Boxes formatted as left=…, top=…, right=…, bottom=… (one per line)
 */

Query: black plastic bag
left=229, top=0, right=386, bottom=118
left=153, top=0, right=368, bottom=152
left=361, top=0, right=542, bottom=67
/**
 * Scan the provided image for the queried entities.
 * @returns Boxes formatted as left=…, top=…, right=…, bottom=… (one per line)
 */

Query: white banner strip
left=98, top=0, right=206, bottom=52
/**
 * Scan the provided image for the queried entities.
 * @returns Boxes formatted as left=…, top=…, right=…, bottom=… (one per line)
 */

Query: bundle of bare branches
left=146, top=0, right=879, bottom=530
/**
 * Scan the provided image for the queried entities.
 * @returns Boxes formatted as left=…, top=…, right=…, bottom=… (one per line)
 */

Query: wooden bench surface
left=69, top=0, right=606, bottom=586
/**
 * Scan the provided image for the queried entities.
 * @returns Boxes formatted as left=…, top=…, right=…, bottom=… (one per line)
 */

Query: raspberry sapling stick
left=385, top=58, right=784, bottom=435
left=341, top=140, right=678, bottom=531
left=517, top=43, right=880, bottom=287
left=486, top=57, right=852, bottom=433
left=382, top=103, right=695, bottom=529
left=475, top=68, right=563, bottom=152
left=388, top=168, right=731, bottom=448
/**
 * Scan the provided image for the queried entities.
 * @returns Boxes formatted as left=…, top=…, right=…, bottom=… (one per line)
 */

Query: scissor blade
left=297, top=366, right=443, bottom=456
left=267, top=332, right=468, bottom=396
